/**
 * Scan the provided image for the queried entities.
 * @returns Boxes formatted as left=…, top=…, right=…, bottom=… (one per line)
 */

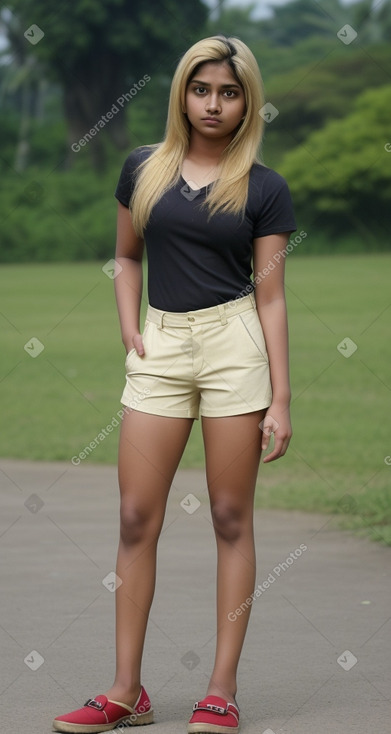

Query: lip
left=202, top=117, right=221, bottom=124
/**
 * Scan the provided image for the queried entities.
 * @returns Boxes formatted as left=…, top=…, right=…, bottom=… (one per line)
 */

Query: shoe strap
left=193, top=700, right=239, bottom=721
left=84, top=698, right=105, bottom=710
left=84, top=696, right=136, bottom=715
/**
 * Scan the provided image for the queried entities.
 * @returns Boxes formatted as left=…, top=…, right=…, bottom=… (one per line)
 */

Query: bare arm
left=114, top=202, right=145, bottom=356
left=253, top=232, right=292, bottom=462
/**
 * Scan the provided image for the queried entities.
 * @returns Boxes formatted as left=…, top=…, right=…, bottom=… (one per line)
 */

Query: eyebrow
left=189, top=79, right=241, bottom=89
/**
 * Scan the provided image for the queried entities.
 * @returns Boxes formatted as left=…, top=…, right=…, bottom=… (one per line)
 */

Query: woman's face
left=185, top=61, right=246, bottom=141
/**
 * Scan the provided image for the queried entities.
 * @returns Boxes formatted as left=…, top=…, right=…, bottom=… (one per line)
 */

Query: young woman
left=53, top=35, right=296, bottom=734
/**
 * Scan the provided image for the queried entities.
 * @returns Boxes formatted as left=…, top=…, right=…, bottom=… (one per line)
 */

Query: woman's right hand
left=125, top=332, right=145, bottom=357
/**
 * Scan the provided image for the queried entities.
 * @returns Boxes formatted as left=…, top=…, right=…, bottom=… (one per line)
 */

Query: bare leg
left=201, top=409, right=266, bottom=705
left=105, top=409, right=193, bottom=706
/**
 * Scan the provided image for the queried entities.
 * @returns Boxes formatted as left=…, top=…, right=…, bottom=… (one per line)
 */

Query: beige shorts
left=121, top=291, right=272, bottom=419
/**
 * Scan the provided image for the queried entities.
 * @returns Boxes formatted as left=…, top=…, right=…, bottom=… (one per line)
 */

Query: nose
left=206, top=92, right=221, bottom=114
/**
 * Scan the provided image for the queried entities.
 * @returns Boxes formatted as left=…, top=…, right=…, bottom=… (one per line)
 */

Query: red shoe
left=52, top=687, right=153, bottom=732
left=188, top=695, right=239, bottom=733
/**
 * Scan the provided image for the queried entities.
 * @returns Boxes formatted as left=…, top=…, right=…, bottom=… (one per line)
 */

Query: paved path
left=1, top=458, right=390, bottom=733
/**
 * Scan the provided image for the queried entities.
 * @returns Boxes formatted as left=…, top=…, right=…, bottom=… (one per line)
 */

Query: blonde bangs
left=130, top=36, right=265, bottom=237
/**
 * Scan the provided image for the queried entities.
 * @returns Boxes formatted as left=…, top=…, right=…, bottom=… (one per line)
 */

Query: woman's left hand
left=261, top=403, right=292, bottom=463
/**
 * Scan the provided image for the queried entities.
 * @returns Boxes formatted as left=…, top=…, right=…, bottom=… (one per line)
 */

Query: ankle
left=105, top=682, right=141, bottom=707
left=206, top=680, right=237, bottom=706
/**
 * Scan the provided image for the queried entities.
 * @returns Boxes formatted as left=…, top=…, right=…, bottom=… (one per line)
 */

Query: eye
left=224, top=90, right=238, bottom=98
left=194, top=86, right=207, bottom=95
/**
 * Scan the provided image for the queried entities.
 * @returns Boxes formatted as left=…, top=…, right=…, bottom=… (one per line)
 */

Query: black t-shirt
left=115, top=146, right=296, bottom=312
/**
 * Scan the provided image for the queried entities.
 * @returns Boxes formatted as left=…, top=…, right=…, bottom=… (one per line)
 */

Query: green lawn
left=1, top=255, right=390, bottom=543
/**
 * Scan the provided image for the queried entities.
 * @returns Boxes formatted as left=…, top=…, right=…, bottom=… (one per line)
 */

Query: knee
left=210, top=501, right=248, bottom=543
left=119, top=499, right=160, bottom=545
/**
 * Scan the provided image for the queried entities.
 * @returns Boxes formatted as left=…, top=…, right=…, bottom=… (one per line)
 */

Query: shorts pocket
left=237, top=310, right=269, bottom=363
left=125, top=320, right=151, bottom=368
left=125, top=347, right=136, bottom=367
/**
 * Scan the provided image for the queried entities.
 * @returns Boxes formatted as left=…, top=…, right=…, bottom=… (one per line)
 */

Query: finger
left=260, top=415, right=280, bottom=450
left=265, top=436, right=291, bottom=462
left=261, top=430, right=270, bottom=451
left=259, top=417, right=274, bottom=451
left=263, top=436, right=285, bottom=463
left=279, top=437, right=291, bottom=457
left=133, top=334, right=145, bottom=356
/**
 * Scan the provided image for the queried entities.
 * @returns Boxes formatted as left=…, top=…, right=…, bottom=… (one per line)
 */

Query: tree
left=279, top=84, right=391, bottom=245
left=5, top=0, right=208, bottom=171
left=260, top=44, right=391, bottom=167
left=258, top=0, right=352, bottom=46
left=352, top=0, right=391, bottom=43
left=0, top=9, right=50, bottom=171
left=255, top=0, right=391, bottom=47
left=206, top=0, right=261, bottom=42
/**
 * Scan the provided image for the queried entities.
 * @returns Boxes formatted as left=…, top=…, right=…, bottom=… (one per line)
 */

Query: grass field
left=1, top=255, right=390, bottom=544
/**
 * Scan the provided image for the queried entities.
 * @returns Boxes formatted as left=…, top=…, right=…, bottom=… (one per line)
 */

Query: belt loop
left=218, top=303, right=228, bottom=325
left=157, top=311, right=165, bottom=330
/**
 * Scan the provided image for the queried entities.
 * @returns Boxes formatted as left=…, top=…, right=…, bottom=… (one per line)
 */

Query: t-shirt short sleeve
left=252, top=169, right=296, bottom=238
left=114, top=146, right=152, bottom=208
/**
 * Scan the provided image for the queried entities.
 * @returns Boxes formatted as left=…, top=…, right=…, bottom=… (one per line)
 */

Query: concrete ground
left=0, top=458, right=390, bottom=734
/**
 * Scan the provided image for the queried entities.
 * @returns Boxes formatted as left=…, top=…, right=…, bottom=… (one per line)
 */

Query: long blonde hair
left=131, top=35, right=264, bottom=236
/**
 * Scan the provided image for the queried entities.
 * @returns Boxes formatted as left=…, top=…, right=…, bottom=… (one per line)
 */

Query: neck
left=186, top=128, right=233, bottom=163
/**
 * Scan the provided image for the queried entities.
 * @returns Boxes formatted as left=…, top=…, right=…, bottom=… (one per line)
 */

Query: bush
left=0, top=159, right=124, bottom=262
left=280, top=85, right=391, bottom=248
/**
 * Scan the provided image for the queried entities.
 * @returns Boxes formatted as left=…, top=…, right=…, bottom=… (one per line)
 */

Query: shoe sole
left=187, top=723, right=239, bottom=734
left=52, top=710, right=154, bottom=732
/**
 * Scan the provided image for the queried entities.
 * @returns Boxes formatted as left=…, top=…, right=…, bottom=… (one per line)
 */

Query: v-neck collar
left=179, top=174, right=216, bottom=192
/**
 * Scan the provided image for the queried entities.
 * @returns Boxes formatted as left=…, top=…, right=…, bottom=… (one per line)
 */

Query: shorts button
left=188, top=316, right=195, bottom=322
